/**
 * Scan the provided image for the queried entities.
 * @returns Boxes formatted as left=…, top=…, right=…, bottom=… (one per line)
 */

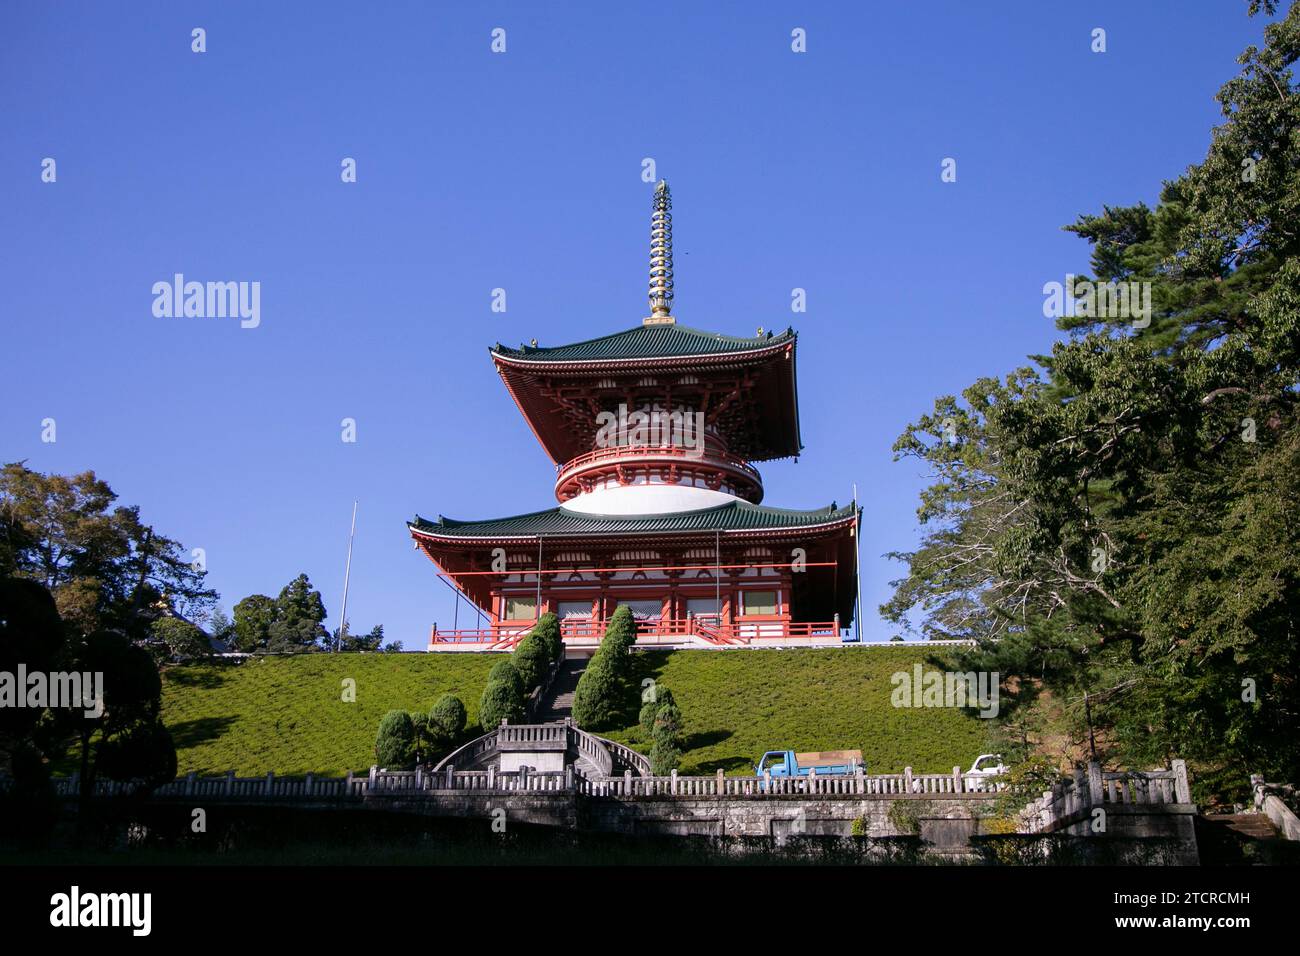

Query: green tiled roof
left=409, top=499, right=856, bottom=539
left=491, top=324, right=795, bottom=363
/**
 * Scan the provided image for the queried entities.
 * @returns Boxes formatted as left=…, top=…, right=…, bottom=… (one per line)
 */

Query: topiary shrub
left=571, top=651, right=622, bottom=730
left=513, top=633, right=550, bottom=691
left=487, top=658, right=524, bottom=696
left=479, top=678, right=525, bottom=730
left=429, top=694, right=466, bottom=740
left=649, top=697, right=684, bottom=776
left=375, top=710, right=417, bottom=769
left=639, top=686, right=674, bottom=735
left=601, top=605, right=638, bottom=663
left=531, top=612, right=563, bottom=663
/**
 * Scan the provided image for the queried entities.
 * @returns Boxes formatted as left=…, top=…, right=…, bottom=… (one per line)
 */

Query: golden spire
left=645, top=180, right=675, bottom=325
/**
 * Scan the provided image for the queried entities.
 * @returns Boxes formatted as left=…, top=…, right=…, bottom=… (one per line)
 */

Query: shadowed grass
left=160, top=654, right=499, bottom=775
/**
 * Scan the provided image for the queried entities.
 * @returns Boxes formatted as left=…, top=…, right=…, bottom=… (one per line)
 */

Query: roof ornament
left=645, top=180, right=675, bottom=326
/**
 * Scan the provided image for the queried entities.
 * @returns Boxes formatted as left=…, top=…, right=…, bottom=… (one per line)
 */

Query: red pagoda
left=410, top=182, right=860, bottom=652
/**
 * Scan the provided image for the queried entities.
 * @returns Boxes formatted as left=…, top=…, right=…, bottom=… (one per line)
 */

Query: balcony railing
left=429, top=617, right=844, bottom=649
left=557, top=443, right=759, bottom=479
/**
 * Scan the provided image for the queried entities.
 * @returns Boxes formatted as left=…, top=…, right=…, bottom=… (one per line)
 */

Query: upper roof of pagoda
left=489, top=323, right=802, bottom=464
left=491, top=323, right=795, bottom=363
left=409, top=499, right=856, bottom=543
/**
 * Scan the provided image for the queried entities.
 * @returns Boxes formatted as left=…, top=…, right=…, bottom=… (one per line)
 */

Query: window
left=741, top=590, right=778, bottom=616
left=557, top=601, right=592, bottom=620
left=504, top=596, right=537, bottom=621
left=686, top=597, right=721, bottom=620
left=620, top=600, right=663, bottom=621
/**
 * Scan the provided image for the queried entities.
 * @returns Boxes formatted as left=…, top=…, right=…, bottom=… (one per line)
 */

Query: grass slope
left=602, top=648, right=993, bottom=775
left=162, top=655, right=497, bottom=775
left=162, top=647, right=992, bottom=777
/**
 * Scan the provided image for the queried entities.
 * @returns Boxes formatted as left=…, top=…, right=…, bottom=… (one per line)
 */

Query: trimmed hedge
left=375, top=710, right=417, bottom=769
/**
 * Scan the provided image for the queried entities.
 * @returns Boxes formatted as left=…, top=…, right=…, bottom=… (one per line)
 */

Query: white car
left=964, top=754, right=1008, bottom=791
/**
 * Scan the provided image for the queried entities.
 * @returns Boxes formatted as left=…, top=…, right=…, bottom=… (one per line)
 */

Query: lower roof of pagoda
left=408, top=499, right=857, bottom=545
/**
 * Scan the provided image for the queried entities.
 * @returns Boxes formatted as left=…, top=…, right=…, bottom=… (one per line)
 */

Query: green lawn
left=602, top=648, right=994, bottom=775
left=161, top=647, right=994, bottom=777
left=161, top=654, right=498, bottom=775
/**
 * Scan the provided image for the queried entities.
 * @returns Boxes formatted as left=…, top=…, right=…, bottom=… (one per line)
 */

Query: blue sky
left=0, top=2, right=1274, bottom=646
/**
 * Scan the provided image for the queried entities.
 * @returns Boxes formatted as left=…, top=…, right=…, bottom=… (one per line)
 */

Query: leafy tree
left=231, top=594, right=277, bottom=652
left=268, top=573, right=327, bottom=653
left=375, top=710, right=417, bottom=769
left=150, top=617, right=210, bottom=662
left=332, top=624, right=386, bottom=653
left=883, top=3, right=1300, bottom=794
left=0, top=463, right=216, bottom=640
left=479, top=678, right=524, bottom=730
left=601, top=605, right=637, bottom=667
left=207, top=608, right=234, bottom=649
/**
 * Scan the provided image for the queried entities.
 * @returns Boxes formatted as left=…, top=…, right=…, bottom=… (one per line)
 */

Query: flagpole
left=337, top=500, right=357, bottom=651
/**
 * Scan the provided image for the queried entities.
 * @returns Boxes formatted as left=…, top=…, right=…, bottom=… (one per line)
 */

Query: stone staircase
left=533, top=657, right=586, bottom=723
left=1196, top=812, right=1297, bottom=864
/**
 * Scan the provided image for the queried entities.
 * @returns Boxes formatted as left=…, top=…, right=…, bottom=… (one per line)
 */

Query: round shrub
left=429, top=694, right=466, bottom=740
left=602, top=605, right=637, bottom=662
left=479, top=679, right=525, bottom=730
left=375, top=710, right=417, bottom=769
left=639, top=686, right=674, bottom=735
left=487, top=658, right=524, bottom=696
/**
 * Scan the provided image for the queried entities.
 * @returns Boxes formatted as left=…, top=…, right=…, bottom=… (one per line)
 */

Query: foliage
left=428, top=694, right=467, bottom=741
left=640, top=686, right=675, bottom=734
left=231, top=574, right=328, bottom=654
left=512, top=633, right=549, bottom=691
left=374, top=710, right=416, bottom=769
left=0, top=463, right=216, bottom=640
left=150, top=617, right=210, bottom=662
left=991, top=756, right=1065, bottom=821
left=333, top=624, right=387, bottom=653
left=887, top=800, right=932, bottom=835
left=487, top=659, right=523, bottom=696
left=650, top=698, right=684, bottom=775
left=531, top=612, right=563, bottom=664
left=881, top=3, right=1300, bottom=795
left=571, top=649, right=622, bottom=730
left=478, top=678, right=524, bottom=730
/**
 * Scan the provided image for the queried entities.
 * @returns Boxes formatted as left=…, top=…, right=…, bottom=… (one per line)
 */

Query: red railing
left=555, top=443, right=762, bottom=486
left=428, top=618, right=843, bottom=648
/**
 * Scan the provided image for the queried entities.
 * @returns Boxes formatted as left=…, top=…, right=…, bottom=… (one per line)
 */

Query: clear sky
left=0, top=1, right=1276, bottom=646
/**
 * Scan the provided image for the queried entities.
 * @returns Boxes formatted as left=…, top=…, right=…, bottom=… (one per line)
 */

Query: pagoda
left=410, top=182, right=860, bottom=652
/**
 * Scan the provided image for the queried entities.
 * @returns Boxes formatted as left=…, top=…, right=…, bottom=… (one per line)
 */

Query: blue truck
left=755, top=749, right=864, bottom=780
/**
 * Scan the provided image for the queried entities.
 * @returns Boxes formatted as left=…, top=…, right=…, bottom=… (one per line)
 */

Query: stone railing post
left=305, top=772, right=314, bottom=796
left=670, top=769, right=678, bottom=795
left=1087, top=761, right=1103, bottom=806
left=265, top=771, right=274, bottom=796
left=564, top=765, right=572, bottom=791
left=226, top=770, right=235, bottom=796
left=855, top=767, right=864, bottom=795
left=624, top=769, right=632, bottom=795
left=953, top=766, right=962, bottom=794
left=414, top=767, right=423, bottom=791
left=717, top=768, right=725, bottom=796
left=445, top=764, right=454, bottom=790
left=1172, top=759, right=1191, bottom=804
left=904, top=767, right=913, bottom=793
left=487, top=766, right=496, bottom=790
left=368, top=766, right=377, bottom=793
left=520, top=765, right=529, bottom=790
left=185, top=771, right=196, bottom=796
left=345, top=771, right=353, bottom=796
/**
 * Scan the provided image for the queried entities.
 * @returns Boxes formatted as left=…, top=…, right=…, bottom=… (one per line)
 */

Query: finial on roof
left=645, top=180, right=675, bottom=326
